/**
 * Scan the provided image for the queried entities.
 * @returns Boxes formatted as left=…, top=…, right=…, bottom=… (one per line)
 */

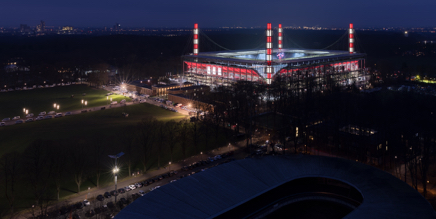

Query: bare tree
left=179, top=120, right=190, bottom=161
left=69, top=143, right=88, bottom=193
left=138, top=117, right=157, bottom=172
left=0, top=152, right=20, bottom=217
left=22, top=140, right=56, bottom=217
left=165, top=120, right=179, bottom=163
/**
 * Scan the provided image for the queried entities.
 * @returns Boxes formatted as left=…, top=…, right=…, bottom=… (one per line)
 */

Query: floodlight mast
left=109, top=152, right=124, bottom=204
left=265, top=23, right=273, bottom=85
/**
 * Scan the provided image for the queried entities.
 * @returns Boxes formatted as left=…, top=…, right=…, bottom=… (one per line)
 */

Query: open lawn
left=0, top=84, right=127, bottom=120
left=0, top=102, right=188, bottom=156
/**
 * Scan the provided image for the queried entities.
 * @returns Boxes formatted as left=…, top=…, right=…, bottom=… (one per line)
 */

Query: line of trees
left=0, top=116, right=230, bottom=218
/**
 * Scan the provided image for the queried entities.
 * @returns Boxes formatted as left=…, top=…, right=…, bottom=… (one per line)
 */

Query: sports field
left=0, top=84, right=127, bottom=120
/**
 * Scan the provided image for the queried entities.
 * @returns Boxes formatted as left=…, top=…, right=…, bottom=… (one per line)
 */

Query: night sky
left=1, top=0, right=435, bottom=28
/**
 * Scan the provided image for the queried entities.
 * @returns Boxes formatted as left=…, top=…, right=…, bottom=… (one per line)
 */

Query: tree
left=120, top=127, right=136, bottom=177
left=0, top=152, right=20, bottom=217
left=22, top=140, right=56, bottom=216
left=138, top=117, right=157, bottom=172
left=69, top=143, right=88, bottom=193
left=179, top=120, right=190, bottom=161
left=165, top=120, right=179, bottom=163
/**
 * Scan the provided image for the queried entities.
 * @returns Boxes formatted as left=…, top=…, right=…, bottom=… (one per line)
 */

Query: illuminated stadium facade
left=183, top=23, right=371, bottom=90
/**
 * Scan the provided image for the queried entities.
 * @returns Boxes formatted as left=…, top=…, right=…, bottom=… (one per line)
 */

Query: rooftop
left=168, top=85, right=209, bottom=91
left=184, top=48, right=366, bottom=64
left=115, top=155, right=435, bottom=219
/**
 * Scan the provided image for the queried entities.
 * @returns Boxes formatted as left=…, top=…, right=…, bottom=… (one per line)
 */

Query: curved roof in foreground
left=115, top=155, right=436, bottom=219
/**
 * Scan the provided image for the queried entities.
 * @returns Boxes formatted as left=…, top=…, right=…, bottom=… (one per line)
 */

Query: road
left=1, top=96, right=192, bottom=127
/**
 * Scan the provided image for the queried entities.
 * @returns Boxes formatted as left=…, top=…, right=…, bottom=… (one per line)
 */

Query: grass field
left=0, top=102, right=188, bottom=156
left=0, top=85, right=235, bottom=215
left=0, top=84, right=127, bottom=120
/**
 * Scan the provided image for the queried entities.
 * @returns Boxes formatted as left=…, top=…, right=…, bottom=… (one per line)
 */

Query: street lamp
left=169, top=161, right=171, bottom=172
left=85, top=101, right=87, bottom=106
left=57, top=105, right=59, bottom=110
left=228, top=143, right=231, bottom=153
left=109, top=152, right=124, bottom=204
left=23, top=108, right=26, bottom=113
left=81, top=99, right=84, bottom=109
left=53, top=103, right=56, bottom=108
left=25, top=109, right=28, bottom=115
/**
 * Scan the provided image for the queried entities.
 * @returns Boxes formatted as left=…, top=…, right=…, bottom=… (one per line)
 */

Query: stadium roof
left=184, top=48, right=365, bottom=64
left=115, top=155, right=436, bottom=219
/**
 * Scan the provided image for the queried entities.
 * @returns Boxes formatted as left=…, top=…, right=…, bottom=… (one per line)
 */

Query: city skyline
left=1, top=0, right=435, bottom=28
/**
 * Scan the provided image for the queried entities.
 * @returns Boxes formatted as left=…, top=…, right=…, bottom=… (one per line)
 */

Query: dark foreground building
left=115, top=155, right=436, bottom=219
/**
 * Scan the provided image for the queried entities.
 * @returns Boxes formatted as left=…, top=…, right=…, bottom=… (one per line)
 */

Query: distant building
left=152, top=82, right=193, bottom=97
left=126, top=81, right=194, bottom=96
left=113, top=23, right=121, bottom=31
left=58, top=26, right=75, bottom=35
left=19, top=24, right=31, bottom=34
left=168, top=85, right=213, bottom=112
left=36, top=20, right=45, bottom=32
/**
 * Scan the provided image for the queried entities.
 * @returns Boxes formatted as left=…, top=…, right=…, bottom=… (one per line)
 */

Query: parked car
left=104, top=192, right=111, bottom=198
left=83, top=199, right=90, bottom=206
left=138, top=190, right=145, bottom=196
left=55, top=113, right=63, bottom=118
left=110, top=190, right=118, bottom=196
left=118, top=188, right=125, bottom=194
left=135, top=183, right=142, bottom=188
left=97, top=194, right=104, bottom=201
left=48, top=111, right=56, bottom=115
left=75, top=202, right=84, bottom=209
left=124, top=186, right=131, bottom=192
left=44, top=115, right=53, bottom=119
left=85, top=210, right=95, bottom=218
left=36, top=116, right=44, bottom=121
left=26, top=113, right=34, bottom=118
left=25, top=118, right=34, bottom=122
left=65, top=112, right=72, bottom=116
left=94, top=207, right=102, bottom=214
left=107, top=202, right=115, bottom=210
left=0, top=122, right=5, bottom=126
left=15, top=120, right=24, bottom=124
left=12, top=116, right=20, bottom=120
left=1, top=118, right=9, bottom=122
left=128, top=184, right=136, bottom=190
left=39, top=111, right=46, bottom=116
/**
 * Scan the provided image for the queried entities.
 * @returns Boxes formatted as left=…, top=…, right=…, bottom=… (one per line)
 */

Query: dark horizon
left=1, top=0, right=435, bottom=29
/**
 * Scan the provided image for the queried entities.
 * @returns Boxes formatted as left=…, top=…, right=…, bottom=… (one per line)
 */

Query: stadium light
left=349, top=23, right=354, bottom=53
left=193, top=23, right=199, bottom=55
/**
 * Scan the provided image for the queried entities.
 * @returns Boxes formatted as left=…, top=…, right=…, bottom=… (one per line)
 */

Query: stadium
left=184, top=24, right=371, bottom=90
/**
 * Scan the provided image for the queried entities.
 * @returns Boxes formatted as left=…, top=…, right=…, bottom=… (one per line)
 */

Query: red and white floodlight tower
left=349, top=23, right=354, bottom=54
left=278, top=24, right=283, bottom=49
left=193, top=23, right=199, bottom=55
left=266, top=23, right=273, bottom=84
